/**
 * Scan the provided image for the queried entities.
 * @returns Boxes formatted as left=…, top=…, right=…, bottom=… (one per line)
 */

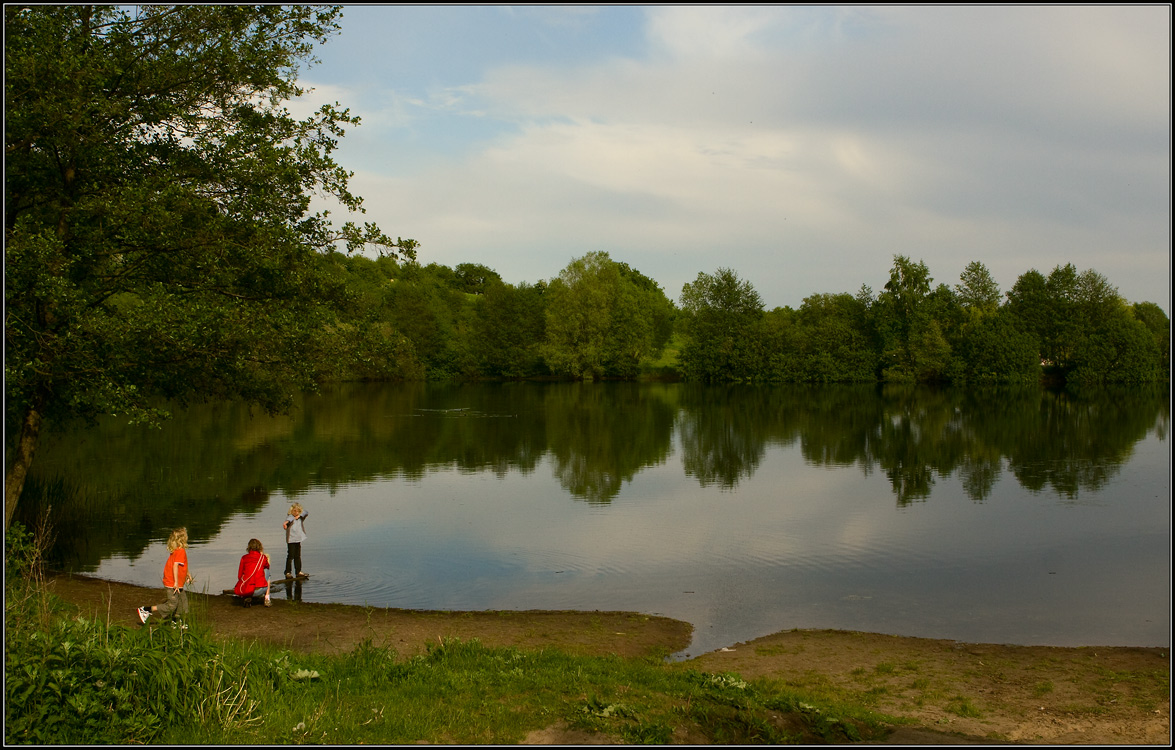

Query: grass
left=638, top=333, right=683, bottom=378
left=946, top=696, right=983, bottom=718
left=36, top=626, right=898, bottom=745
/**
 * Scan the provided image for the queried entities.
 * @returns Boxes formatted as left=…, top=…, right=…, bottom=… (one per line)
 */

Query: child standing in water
left=137, top=527, right=193, bottom=626
left=233, top=538, right=272, bottom=607
left=283, top=502, right=309, bottom=579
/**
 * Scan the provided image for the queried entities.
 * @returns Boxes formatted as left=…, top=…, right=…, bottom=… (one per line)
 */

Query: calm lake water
left=24, top=382, right=1170, bottom=658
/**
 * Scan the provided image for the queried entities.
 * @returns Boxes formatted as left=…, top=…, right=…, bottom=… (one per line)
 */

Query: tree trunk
left=5, top=404, right=44, bottom=530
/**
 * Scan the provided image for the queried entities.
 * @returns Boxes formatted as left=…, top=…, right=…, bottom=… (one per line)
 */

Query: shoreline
left=52, top=571, right=1170, bottom=654
left=41, top=573, right=1173, bottom=744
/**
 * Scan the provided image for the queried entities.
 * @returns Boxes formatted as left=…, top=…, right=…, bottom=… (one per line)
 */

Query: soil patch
left=689, top=629, right=1170, bottom=745
left=47, top=574, right=1170, bottom=745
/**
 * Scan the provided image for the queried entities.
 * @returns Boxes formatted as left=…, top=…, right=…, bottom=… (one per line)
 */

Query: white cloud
left=645, top=5, right=787, bottom=60
left=307, top=5, right=1170, bottom=310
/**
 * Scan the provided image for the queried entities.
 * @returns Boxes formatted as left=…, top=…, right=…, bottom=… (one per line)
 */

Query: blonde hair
left=289, top=503, right=303, bottom=517
left=166, top=527, right=188, bottom=552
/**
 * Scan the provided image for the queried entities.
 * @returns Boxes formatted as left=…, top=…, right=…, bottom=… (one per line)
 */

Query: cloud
left=307, top=6, right=1170, bottom=309
left=645, top=5, right=790, bottom=60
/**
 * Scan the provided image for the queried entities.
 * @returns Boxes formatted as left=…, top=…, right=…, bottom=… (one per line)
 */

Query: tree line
left=320, top=250, right=1170, bottom=387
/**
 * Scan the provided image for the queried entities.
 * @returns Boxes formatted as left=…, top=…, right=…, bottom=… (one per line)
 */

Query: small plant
left=580, top=694, right=634, bottom=719
left=195, top=659, right=263, bottom=730
left=946, top=695, right=982, bottom=718
left=704, top=673, right=749, bottom=691
left=621, top=721, right=673, bottom=744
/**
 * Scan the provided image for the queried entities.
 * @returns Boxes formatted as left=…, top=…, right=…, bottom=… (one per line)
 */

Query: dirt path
left=47, top=574, right=1170, bottom=745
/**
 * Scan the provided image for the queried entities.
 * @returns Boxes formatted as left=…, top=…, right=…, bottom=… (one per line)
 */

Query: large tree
left=4, top=6, right=415, bottom=527
left=955, top=260, right=1001, bottom=317
left=871, top=255, right=951, bottom=382
left=791, top=292, right=878, bottom=382
left=677, top=268, right=765, bottom=382
left=542, top=252, right=674, bottom=379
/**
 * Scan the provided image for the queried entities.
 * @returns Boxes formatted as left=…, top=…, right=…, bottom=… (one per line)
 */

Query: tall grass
left=5, top=516, right=260, bottom=743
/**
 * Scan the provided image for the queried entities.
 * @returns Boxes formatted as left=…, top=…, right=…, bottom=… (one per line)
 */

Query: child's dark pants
left=285, top=542, right=302, bottom=577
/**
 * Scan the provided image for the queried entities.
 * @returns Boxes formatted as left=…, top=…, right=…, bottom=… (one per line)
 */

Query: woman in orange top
left=234, top=538, right=272, bottom=607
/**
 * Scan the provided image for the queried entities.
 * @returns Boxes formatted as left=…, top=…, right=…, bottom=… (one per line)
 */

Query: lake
left=22, top=382, right=1170, bottom=658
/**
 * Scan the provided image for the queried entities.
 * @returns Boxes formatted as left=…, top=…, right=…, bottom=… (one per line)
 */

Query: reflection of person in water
left=282, top=502, right=308, bottom=579
left=283, top=576, right=304, bottom=602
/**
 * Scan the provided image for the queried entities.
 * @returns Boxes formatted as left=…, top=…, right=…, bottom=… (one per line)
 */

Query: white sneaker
left=137, top=606, right=151, bottom=624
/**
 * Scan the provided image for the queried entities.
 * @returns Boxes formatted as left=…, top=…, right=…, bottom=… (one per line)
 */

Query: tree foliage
left=763, top=294, right=877, bottom=383
left=671, top=257, right=1164, bottom=388
left=4, top=5, right=414, bottom=526
left=956, top=261, right=1001, bottom=317
left=952, top=308, right=1040, bottom=384
left=872, top=255, right=949, bottom=382
left=1132, top=301, right=1171, bottom=368
left=677, top=268, right=765, bottom=382
left=542, top=252, right=674, bottom=379
left=473, top=282, right=548, bottom=379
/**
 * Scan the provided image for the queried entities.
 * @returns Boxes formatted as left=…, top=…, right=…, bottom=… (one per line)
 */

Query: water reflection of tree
left=674, top=383, right=1167, bottom=506
left=1001, top=387, right=1159, bottom=500
left=958, top=454, right=1002, bottom=502
left=545, top=383, right=675, bottom=503
left=22, top=382, right=1169, bottom=569
left=871, top=386, right=966, bottom=506
left=24, top=382, right=559, bottom=567
left=677, top=386, right=779, bottom=489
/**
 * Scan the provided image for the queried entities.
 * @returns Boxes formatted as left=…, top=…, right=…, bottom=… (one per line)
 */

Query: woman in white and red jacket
left=234, top=538, right=272, bottom=606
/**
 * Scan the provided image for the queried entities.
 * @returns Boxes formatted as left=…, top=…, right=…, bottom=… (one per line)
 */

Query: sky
left=294, top=5, right=1171, bottom=313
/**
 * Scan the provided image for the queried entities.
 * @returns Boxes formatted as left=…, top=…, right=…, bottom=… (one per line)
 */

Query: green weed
left=946, top=695, right=982, bottom=718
